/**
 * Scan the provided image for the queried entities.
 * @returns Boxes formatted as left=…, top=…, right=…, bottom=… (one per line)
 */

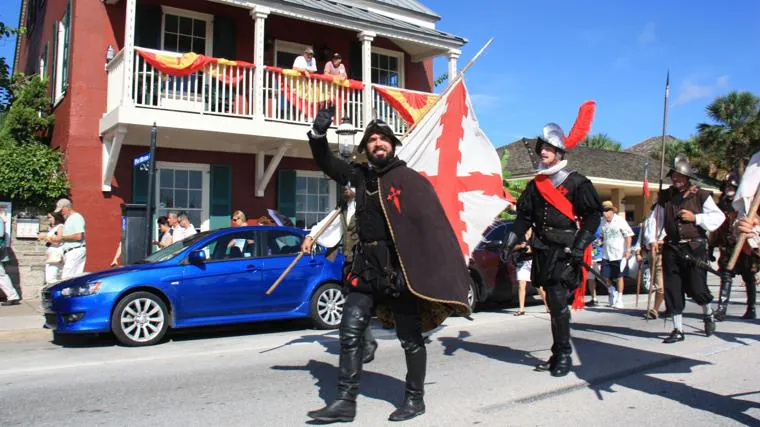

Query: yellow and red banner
left=136, top=49, right=255, bottom=85
left=265, top=66, right=364, bottom=116
left=373, top=85, right=439, bottom=125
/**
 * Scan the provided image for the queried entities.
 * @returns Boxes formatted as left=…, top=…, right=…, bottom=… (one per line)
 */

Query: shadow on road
left=437, top=330, right=545, bottom=367
left=272, top=359, right=405, bottom=411
left=569, top=323, right=760, bottom=425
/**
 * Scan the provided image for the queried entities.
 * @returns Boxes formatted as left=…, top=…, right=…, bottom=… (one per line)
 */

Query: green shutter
left=50, top=21, right=58, bottom=99
left=133, top=165, right=149, bottom=204
left=61, top=0, right=71, bottom=90
left=209, top=165, right=232, bottom=230
left=212, top=16, right=236, bottom=59
left=135, top=3, right=162, bottom=49
left=277, top=169, right=297, bottom=221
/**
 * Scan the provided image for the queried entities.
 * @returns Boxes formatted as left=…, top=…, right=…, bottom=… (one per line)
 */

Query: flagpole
left=401, top=37, right=494, bottom=139
left=658, top=71, right=670, bottom=193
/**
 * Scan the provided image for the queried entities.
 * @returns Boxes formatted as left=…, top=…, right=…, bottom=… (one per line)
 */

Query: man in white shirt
left=644, top=156, right=726, bottom=343
left=167, top=212, right=182, bottom=242
left=176, top=211, right=197, bottom=241
left=600, top=201, right=634, bottom=308
left=292, top=47, right=317, bottom=78
left=51, top=198, right=87, bottom=280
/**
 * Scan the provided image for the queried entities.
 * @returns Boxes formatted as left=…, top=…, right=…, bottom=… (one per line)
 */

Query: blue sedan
left=42, top=226, right=346, bottom=346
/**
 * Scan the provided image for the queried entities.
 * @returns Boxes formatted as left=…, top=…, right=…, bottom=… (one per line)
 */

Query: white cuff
left=308, top=128, right=326, bottom=139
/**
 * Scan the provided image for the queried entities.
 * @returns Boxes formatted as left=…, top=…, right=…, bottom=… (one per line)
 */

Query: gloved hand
left=311, top=108, right=333, bottom=137
left=568, top=229, right=595, bottom=265
left=499, top=231, right=522, bottom=263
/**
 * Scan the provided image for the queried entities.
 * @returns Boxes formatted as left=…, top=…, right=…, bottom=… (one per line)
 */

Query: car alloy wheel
left=111, top=291, right=169, bottom=346
left=310, top=283, right=345, bottom=329
left=467, top=281, right=478, bottom=312
left=121, top=298, right=165, bottom=343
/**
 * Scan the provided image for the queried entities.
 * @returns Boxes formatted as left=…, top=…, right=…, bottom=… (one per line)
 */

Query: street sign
left=133, top=152, right=151, bottom=169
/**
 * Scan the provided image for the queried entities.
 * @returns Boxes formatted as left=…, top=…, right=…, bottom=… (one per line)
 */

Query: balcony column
left=251, top=6, right=270, bottom=121
left=122, top=0, right=137, bottom=106
left=447, top=48, right=461, bottom=82
left=358, top=31, right=376, bottom=128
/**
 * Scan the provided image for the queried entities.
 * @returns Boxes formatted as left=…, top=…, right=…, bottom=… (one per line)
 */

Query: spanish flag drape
left=373, top=85, right=439, bottom=126
left=265, top=66, right=364, bottom=116
left=135, top=48, right=255, bottom=85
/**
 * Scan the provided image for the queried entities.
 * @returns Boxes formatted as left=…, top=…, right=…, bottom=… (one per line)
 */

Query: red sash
left=534, top=175, right=592, bottom=310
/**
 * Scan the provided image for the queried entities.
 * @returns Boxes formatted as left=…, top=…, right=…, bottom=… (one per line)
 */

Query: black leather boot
left=714, top=272, right=733, bottom=321
left=535, top=319, right=558, bottom=372
left=704, top=315, right=716, bottom=337
left=662, top=329, right=685, bottom=343
left=389, top=342, right=426, bottom=422
left=307, top=304, right=370, bottom=423
left=363, top=326, right=378, bottom=364
left=550, top=309, right=573, bottom=377
left=743, top=278, right=757, bottom=320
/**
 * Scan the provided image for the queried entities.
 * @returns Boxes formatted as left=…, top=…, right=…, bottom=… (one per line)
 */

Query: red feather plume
left=563, top=101, right=596, bottom=150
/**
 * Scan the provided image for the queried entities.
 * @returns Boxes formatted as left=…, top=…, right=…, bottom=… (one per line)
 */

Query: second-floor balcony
left=100, top=0, right=465, bottom=143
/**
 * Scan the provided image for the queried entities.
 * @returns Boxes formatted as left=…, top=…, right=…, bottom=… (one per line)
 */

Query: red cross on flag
left=397, top=80, right=509, bottom=261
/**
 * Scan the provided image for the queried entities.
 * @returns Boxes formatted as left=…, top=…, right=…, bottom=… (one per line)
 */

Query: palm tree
left=650, top=136, right=720, bottom=179
left=696, top=91, right=760, bottom=174
left=581, top=133, right=622, bottom=151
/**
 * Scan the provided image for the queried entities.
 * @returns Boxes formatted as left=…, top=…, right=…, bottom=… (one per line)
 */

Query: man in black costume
left=305, top=110, right=471, bottom=423
left=709, top=172, right=757, bottom=320
left=501, top=102, right=602, bottom=377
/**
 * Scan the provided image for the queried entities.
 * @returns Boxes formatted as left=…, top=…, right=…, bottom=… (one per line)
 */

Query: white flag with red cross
left=397, top=80, right=510, bottom=261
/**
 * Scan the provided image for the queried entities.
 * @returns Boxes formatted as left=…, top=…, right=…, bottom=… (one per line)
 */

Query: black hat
left=332, top=52, right=342, bottom=59
left=357, top=119, right=402, bottom=153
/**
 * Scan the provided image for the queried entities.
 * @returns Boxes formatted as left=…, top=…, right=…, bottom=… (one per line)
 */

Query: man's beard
left=367, top=147, right=395, bottom=167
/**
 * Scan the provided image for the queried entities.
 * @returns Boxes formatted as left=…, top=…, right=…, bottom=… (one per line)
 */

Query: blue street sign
left=133, top=152, right=151, bottom=167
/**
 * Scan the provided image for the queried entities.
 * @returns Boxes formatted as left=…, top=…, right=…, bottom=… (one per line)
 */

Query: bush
left=0, top=141, right=68, bottom=209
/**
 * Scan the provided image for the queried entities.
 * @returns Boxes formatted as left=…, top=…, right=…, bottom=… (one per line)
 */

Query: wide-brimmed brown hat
left=602, top=201, right=617, bottom=212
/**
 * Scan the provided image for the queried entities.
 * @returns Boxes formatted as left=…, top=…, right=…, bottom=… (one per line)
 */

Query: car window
left=265, top=230, right=303, bottom=256
left=141, top=230, right=212, bottom=263
left=198, top=231, right=258, bottom=261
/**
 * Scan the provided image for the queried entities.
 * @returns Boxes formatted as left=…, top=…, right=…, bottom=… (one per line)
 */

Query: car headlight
left=60, top=282, right=102, bottom=297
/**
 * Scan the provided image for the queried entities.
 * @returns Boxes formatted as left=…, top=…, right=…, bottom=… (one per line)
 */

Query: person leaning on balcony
left=292, top=46, right=318, bottom=78
left=49, top=198, right=87, bottom=281
left=324, top=52, right=347, bottom=79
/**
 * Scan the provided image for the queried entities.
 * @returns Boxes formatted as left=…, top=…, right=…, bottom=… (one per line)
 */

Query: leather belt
left=63, top=245, right=86, bottom=254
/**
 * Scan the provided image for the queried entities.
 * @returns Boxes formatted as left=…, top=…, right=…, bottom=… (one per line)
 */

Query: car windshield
left=139, top=231, right=212, bottom=264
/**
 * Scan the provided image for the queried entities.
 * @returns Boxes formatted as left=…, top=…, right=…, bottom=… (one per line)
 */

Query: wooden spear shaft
left=726, top=184, right=760, bottom=271
left=265, top=207, right=343, bottom=296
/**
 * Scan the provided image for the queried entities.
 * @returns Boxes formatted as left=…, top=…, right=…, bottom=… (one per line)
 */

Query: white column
left=251, top=6, right=270, bottom=121
left=447, top=48, right=461, bottom=82
left=122, top=0, right=137, bottom=106
left=358, top=31, right=375, bottom=128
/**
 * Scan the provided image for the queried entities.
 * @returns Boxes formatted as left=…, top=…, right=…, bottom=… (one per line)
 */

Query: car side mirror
left=188, top=250, right=206, bottom=264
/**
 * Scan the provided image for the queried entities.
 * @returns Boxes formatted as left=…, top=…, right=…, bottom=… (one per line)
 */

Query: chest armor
left=533, top=170, right=582, bottom=234
left=661, top=187, right=709, bottom=241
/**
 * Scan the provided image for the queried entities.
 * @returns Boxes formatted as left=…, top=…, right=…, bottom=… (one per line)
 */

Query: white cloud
left=638, top=22, right=656, bottom=45
left=673, top=75, right=730, bottom=106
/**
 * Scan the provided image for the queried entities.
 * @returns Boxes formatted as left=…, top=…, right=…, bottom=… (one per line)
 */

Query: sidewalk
left=0, top=299, right=44, bottom=332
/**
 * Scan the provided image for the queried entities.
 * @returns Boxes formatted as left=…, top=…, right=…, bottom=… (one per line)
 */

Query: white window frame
left=155, top=161, right=211, bottom=232
left=295, top=170, right=337, bottom=229
left=370, top=46, right=405, bottom=88
left=160, top=5, right=214, bottom=55
left=53, top=20, right=66, bottom=104
left=274, top=40, right=312, bottom=68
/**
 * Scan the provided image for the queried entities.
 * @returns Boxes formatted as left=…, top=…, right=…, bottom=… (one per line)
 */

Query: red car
left=467, top=220, right=522, bottom=310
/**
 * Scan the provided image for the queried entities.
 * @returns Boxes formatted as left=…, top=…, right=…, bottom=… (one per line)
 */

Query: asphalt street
left=1, top=279, right=758, bottom=426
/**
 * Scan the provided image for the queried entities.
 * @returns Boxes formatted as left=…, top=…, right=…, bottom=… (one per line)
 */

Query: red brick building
left=13, top=0, right=466, bottom=271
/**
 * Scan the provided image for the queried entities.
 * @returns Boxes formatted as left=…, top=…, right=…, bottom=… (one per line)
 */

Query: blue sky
left=430, top=0, right=760, bottom=148
left=2, top=0, right=759, bottom=149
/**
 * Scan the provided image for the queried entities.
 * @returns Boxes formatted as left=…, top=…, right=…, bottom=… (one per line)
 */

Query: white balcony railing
left=105, top=49, right=125, bottom=113
left=262, top=67, right=364, bottom=130
left=131, top=48, right=255, bottom=117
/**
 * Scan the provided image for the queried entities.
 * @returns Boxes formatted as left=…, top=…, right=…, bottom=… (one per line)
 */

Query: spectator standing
left=513, top=229, right=533, bottom=316
left=586, top=223, right=603, bottom=306
left=636, top=209, right=665, bottom=319
left=50, top=198, right=87, bottom=281
left=167, top=212, right=182, bottom=241
left=0, top=213, right=21, bottom=305
left=38, top=212, right=65, bottom=285
left=177, top=211, right=197, bottom=240
left=231, top=210, right=247, bottom=227
left=324, top=53, right=347, bottom=79
left=292, top=47, right=317, bottom=78
left=600, top=201, right=634, bottom=308
left=154, top=216, right=173, bottom=249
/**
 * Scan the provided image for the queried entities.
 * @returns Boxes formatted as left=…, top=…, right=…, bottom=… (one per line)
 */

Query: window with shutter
left=209, top=165, right=232, bottom=230
left=160, top=6, right=213, bottom=54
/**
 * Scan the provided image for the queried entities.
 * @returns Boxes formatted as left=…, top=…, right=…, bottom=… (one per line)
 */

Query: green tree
left=649, top=136, right=722, bottom=179
left=499, top=149, right=527, bottom=220
left=696, top=91, right=760, bottom=174
left=0, top=75, right=55, bottom=144
left=0, top=22, right=21, bottom=112
left=581, top=133, right=622, bottom=151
